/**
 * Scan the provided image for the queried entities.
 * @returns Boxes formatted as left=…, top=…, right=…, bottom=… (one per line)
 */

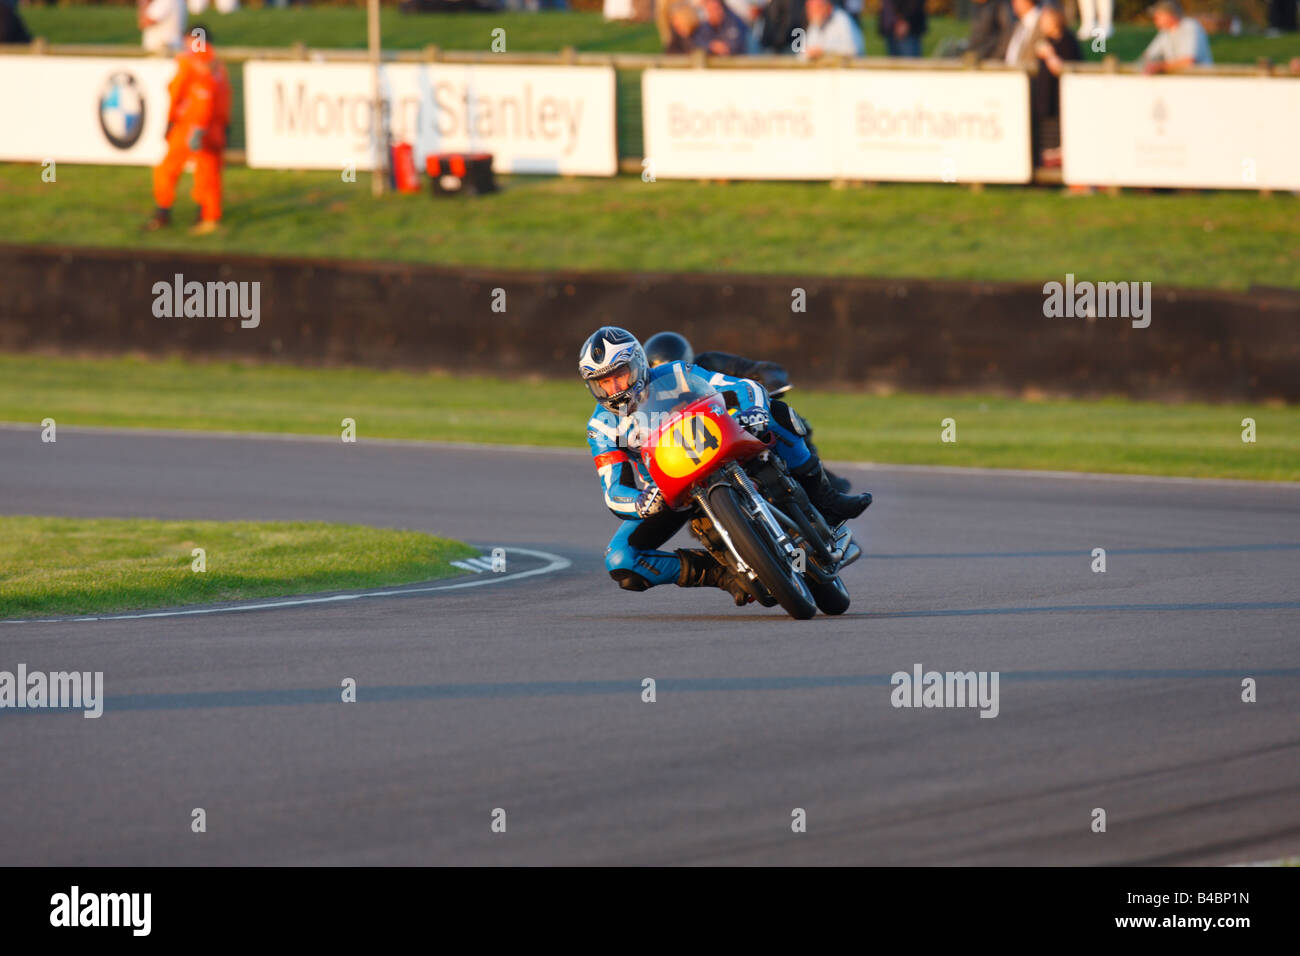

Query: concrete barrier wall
left=1, top=244, right=1296, bottom=402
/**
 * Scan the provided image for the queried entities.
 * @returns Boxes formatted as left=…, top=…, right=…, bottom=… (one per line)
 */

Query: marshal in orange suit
left=145, top=27, right=231, bottom=235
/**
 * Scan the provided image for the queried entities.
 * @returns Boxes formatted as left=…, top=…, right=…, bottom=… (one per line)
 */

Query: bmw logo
left=98, top=71, right=146, bottom=150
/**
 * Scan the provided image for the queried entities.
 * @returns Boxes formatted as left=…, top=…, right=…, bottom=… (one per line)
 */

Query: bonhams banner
left=244, top=60, right=618, bottom=176
left=1061, top=74, right=1300, bottom=190
left=0, top=55, right=176, bottom=165
left=642, top=68, right=1032, bottom=183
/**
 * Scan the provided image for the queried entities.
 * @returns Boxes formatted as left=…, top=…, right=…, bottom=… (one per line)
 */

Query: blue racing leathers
left=587, top=361, right=813, bottom=589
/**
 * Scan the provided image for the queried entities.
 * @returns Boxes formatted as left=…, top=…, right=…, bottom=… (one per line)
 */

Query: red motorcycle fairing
left=642, top=395, right=771, bottom=508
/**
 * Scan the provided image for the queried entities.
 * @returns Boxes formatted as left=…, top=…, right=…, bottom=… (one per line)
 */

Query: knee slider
left=610, top=569, right=652, bottom=592
left=604, top=544, right=635, bottom=574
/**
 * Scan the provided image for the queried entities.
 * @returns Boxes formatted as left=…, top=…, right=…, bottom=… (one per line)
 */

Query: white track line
left=3, top=421, right=1295, bottom=488
left=1, top=547, right=571, bottom=625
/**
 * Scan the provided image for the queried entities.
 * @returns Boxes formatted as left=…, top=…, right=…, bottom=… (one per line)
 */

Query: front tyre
left=708, top=485, right=817, bottom=620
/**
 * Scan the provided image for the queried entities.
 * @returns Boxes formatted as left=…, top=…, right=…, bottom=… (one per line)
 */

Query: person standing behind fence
left=138, top=0, right=187, bottom=54
left=662, top=1, right=700, bottom=52
left=878, top=0, right=927, bottom=57
left=0, top=0, right=32, bottom=45
left=966, top=0, right=1014, bottom=61
left=800, top=0, right=864, bottom=59
left=758, top=0, right=807, bottom=53
left=145, top=26, right=231, bottom=235
left=1004, top=0, right=1044, bottom=68
left=1076, top=0, right=1112, bottom=43
left=695, top=0, right=751, bottom=55
left=1139, top=0, right=1212, bottom=73
left=1032, top=5, right=1080, bottom=166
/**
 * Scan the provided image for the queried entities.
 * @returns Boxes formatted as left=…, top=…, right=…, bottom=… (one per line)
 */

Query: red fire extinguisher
left=390, top=142, right=420, bottom=194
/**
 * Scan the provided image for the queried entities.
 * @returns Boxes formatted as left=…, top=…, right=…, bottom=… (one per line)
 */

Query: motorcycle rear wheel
left=807, top=574, right=851, bottom=615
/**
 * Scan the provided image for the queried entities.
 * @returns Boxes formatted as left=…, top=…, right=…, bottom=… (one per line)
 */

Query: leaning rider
left=580, top=326, right=872, bottom=605
left=642, top=330, right=853, bottom=493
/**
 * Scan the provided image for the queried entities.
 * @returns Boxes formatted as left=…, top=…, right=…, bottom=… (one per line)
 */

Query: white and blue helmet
left=578, top=326, right=650, bottom=411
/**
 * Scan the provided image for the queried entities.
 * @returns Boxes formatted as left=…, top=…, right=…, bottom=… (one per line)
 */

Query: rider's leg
left=605, top=509, right=752, bottom=605
left=605, top=511, right=684, bottom=591
left=771, top=400, right=851, bottom=492
left=766, top=401, right=871, bottom=523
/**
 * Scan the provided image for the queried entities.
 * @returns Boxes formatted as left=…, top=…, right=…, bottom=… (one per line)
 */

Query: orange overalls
left=152, top=46, right=231, bottom=223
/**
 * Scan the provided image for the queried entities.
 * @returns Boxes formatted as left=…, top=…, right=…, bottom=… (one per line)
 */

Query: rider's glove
left=186, top=127, right=205, bottom=151
left=634, top=486, right=666, bottom=519
left=735, top=408, right=771, bottom=438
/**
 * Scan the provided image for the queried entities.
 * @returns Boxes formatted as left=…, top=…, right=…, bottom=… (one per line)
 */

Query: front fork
left=689, top=461, right=802, bottom=581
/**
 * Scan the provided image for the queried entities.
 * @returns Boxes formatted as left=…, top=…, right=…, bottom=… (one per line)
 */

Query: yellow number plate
left=653, top=414, right=725, bottom=479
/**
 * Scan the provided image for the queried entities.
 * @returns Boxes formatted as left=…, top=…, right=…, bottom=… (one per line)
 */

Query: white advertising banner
left=244, top=60, right=618, bottom=176
left=834, top=70, right=1031, bottom=183
left=1061, top=74, right=1300, bottom=190
left=642, top=68, right=1032, bottom=183
left=0, top=55, right=176, bottom=165
left=642, top=69, right=838, bottom=180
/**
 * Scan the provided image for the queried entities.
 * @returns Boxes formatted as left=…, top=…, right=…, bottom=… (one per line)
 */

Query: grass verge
left=2, top=354, right=1295, bottom=481
left=2, top=165, right=1297, bottom=291
left=0, top=515, right=478, bottom=619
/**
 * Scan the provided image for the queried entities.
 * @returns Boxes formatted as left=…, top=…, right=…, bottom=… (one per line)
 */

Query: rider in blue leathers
left=580, top=326, right=871, bottom=606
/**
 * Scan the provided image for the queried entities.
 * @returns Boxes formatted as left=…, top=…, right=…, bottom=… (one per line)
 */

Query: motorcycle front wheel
left=707, top=484, right=817, bottom=621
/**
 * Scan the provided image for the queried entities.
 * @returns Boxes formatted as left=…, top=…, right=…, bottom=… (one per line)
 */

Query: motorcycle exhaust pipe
left=838, top=541, right=863, bottom=570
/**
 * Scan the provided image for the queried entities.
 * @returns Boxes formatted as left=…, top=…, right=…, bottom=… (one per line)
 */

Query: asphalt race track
left=2, top=426, right=1298, bottom=865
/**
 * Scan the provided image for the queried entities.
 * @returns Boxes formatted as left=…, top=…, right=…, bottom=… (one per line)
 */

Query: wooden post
left=368, top=0, right=384, bottom=198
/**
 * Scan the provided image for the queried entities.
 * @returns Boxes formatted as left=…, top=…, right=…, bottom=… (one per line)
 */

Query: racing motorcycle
left=637, top=366, right=861, bottom=620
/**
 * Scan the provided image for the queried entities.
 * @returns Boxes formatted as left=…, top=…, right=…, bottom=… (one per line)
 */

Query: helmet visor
left=587, top=366, right=634, bottom=401
left=584, top=351, right=648, bottom=407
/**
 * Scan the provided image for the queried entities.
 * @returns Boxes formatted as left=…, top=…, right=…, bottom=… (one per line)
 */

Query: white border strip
left=1, top=547, right=571, bottom=625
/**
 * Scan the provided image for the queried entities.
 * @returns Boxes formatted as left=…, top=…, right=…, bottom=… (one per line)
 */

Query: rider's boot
left=676, top=549, right=753, bottom=606
left=792, top=455, right=872, bottom=524
left=807, top=439, right=851, bottom=492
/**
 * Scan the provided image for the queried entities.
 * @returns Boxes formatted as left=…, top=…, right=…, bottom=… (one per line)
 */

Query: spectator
left=0, top=0, right=32, bottom=45
left=966, top=0, right=1014, bottom=61
left=878, top=0, right=926, bottom=58
left=663, top=1, right=700, bottom=53
left=1139, top=0, right=1212, bottom=73
left=138, top=0, right=187, bottom=54
left=800, top=0, right=864, bottom=59
left=1267, top=0, right=1297, bottom=33
left=757, top=0, right=807, bottom=53
left=1032, top=5, right=1081, bottom=165
left=654, top=0, right=676, bottom=46
left=725, top=0, right=768, bottom=52
left=145, top=26, right=231, bottom=235
left=1076, top=0, right=1112, bottom=43
left=1004, top=0, right=1044, bottom=68
left=696, top=0, right=750, bottom=55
